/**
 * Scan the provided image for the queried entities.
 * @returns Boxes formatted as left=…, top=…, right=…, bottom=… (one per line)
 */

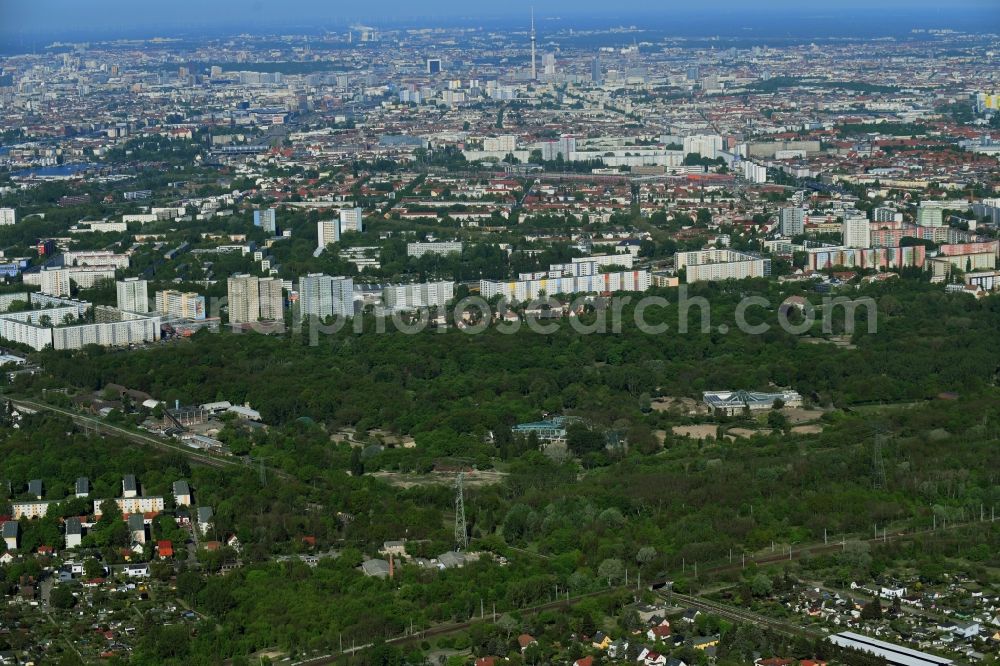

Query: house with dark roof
left=122, top=475, right=138, bottom=498
left=65, top=517, right=82, bottom=549
left=172, top=480, right=191, bottom=506
left=127, top=514, right=146, bottom=544
left=197, top=506, right=214, bottom=535
left=28, top=479, right=43, bottom=499
left=75, top=477, right=89, bottom=498
left=2, top=521, right=18, bottom=550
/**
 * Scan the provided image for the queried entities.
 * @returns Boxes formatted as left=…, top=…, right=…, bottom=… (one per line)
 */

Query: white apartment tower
left=116, top=278, right=149, bottom=313
left=339, top=208, right=364, bottom=234
left=39, top=268, right=72, bottom=297
left=227, top=274, right=260, bottom=324
left=842, top=212, right=871, bottom=249
left=317, top=219, right=341, bottom=250
left=780, top=207, right=805, bottom=237
left=155, top=290, right=206, bottom=320
left=916, top=205, right=944, bottom=228
left=298, top=274, right=354, bottom=321
left=258, top=277, right=284, bottom=321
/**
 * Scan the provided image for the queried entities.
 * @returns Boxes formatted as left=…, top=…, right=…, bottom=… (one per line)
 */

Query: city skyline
left=1, top=0, right=998, bottom=41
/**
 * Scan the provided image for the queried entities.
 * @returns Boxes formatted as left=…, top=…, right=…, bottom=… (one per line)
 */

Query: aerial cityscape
left=0, top=1, right=998, bottom=664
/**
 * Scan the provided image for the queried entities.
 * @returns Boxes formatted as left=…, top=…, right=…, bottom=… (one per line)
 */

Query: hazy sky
left=2, top=0, right=998, bottom=38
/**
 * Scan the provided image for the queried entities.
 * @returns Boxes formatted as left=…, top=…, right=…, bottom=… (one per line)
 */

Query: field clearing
left=672, top=424, right=718, bottom=440
left=781, top=407, right=825, bottom=424
left=371, top=469, right=508, bottom=488
left=652, top=396, right=709, bottom=415
left=791, top=424, right=824, bottom=435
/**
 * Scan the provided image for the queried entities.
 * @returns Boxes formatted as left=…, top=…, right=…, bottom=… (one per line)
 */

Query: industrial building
left=703, top=390, right=803, bottom=416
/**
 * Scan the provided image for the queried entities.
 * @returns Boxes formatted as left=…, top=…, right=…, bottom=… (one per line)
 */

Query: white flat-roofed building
left=49, top=311, right=160, bottom=350
left=843, top=212, right=872, bottom=249
left=155, top=290, right=206, bottom=320
left=258, top=277, right=284, bottom=321
left=0, top=292, right=30, bottom=312
left=407, top=241, right=463, bottom=258
left=780, top=207, right=805, bottom=236
left=34, top=268, right=72, bottom=296
left=828, top=632, right=952, bottom=666
left=317, top=219, right=341, bottom=252
left=227, top=274, right=260, bottom=324
left=117, top=278, right=149, bottom=313
left=383, top=281, right=454, bottom=311
left=11, top=500, right=54, bottom=519
left=93, top=496, right=165, bottom=516
left=0, top=208, right=15, bottom=226
left=299, top=273, right=354, bottom=320
left=916, top=205, right=944, bottom=228
left=339, top=207, right=364, bottom=233
left=675, top=249, right=771, bottom=283
left=480, top=269, right=650, bottom=302
left=62, top=250, right=130, bottom=269
left=25, top=266, right=118, bottom=293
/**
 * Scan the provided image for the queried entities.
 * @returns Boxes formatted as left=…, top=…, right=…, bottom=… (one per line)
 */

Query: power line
left=454, top=471, right=467, bottom=550
left=871, top=424, right=888, bottom=491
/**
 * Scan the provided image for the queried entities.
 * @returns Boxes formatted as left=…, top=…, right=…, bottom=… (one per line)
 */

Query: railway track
left=8, top=397, right=291, bottom=479
left=666, top=591, right=823, bottom=639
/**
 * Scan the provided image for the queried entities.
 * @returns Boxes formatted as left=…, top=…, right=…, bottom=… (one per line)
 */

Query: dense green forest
left=33, top=278, right=1000, bottom=432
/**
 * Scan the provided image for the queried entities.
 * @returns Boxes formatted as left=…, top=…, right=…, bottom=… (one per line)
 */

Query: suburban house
left=28, top=479, right=43, bottom=499
left=128, top=513, right=146, bottom=544
left=637, top=648, right=668, bottom=666
left=123, top=475, right=138, bottom=498
left=648, top=624, right=673, bottom=641
left=124, top=563, right=150, bottom=577
left=380, top=540, right=406, bottom=558
left=173, top=480, right=192, bottom=506
left=2, top=521, right=18, bottom=550
left=197, top=506, right=214, bottom=535
left=692, top=635, right=720, bottom=651
left=591, top=631, right=612, bottom=650
left=74, top=477, right=89, bottom=498
left=65, top=517, right=82, bottom=549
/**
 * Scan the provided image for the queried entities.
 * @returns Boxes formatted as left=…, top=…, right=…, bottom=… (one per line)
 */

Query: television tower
left=530, top=8, right=537, bottom=81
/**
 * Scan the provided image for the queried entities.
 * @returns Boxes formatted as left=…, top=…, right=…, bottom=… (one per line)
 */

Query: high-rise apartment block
left=227, top=274, right=260, bottom=324
left=317, top=219, right=341, bottom=250
left=116, top=278, right=149, bottom=313
left=780, top=207, right=805, bottom=237
left=155, top=290, right=206, bottom=320
left=339, top=208, right=364, bottom=234
left=254, top=208, right=277, bottom=233
left=298, top=274, right=354, bottom=320
left=258, top=277, right=284, bottom=321
left=842, top=212, right=872, bottom=249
